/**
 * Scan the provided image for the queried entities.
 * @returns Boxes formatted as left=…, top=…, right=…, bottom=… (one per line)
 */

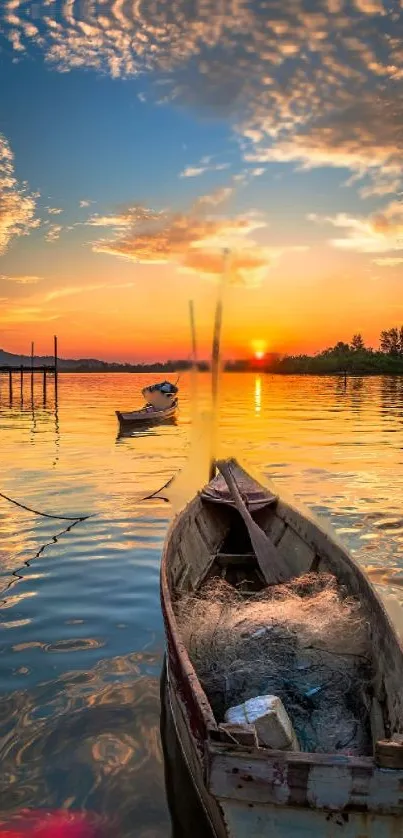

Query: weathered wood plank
left=207, top=746, right=403, bottom=813
left=216, top=553, right=256, bottom=568
left=276, top=526, right=316, bottom=577
left=219, top=800, right=401, bottom=838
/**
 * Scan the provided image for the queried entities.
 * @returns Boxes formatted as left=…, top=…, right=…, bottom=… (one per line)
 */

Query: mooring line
left=0, top=491, right=94, bottom=521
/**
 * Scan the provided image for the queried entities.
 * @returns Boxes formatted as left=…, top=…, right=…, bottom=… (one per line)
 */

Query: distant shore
left=53, top=367, right=403, bottom=376
left=3, top=328, right=403, bottom=376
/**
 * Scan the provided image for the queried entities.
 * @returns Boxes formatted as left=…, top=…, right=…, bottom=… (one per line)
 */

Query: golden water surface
left=1, top=372, right=403, bottom=835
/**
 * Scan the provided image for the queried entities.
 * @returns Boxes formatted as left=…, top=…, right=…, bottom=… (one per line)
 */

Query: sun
left=251, top=339, right=267, bottom=360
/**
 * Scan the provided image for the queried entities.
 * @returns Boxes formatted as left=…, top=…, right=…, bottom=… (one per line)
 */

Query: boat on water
left=116, top=381, right=178, bottom=428
left=160, top=457, right=403, bottom=838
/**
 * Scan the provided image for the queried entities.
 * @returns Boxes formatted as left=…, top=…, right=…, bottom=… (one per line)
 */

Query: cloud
left=44, top=282, right=134, bottom=302
left=2, top=1, right=402, bottom=197
left=0, top=274, right=42, bottom=284
left=91, top=189, right=305, bottom=286
left=244, top=92, right=403, bottom=195
left=0, top=133, right=38, bottom=254
left=195, top=186, right=234, bottom=207
left=44, top=224, right=63, bottom=242
left=373, top=257, right=403, bottom=267
left=180, top=158, right=230, bottom=178
left=309, top=202, right=403, bottom=253
left=84, top=206, right=161, bottom=229
left=46, top=206, right=63, bottom=215
left=1, top=305, right=59, bottom=324
left=79, top=200, right=93, bottom=208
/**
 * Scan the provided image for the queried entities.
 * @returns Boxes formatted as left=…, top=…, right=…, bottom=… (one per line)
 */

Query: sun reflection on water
left=254, top=375, right=261, bottom=414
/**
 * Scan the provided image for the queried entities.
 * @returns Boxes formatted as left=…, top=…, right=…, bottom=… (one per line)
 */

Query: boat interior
left=166, top=464, right=403, bottom=760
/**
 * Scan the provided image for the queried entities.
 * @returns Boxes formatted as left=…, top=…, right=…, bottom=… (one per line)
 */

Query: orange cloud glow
left=0, top=134, right=39, bottom=254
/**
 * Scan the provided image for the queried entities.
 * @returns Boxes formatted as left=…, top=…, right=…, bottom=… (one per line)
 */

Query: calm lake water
left=1, top=372, right=403, bottom=835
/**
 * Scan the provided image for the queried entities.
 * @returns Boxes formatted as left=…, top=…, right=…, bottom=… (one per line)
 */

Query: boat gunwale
left=161, top=460, right=403, bottom=777
left=160, top=497, right=218, bottom=746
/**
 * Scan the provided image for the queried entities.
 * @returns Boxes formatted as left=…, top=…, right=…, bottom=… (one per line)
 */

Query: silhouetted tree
left=380, top=328, right=401, bottom=356
left=351, top=333, right=365, bottom=351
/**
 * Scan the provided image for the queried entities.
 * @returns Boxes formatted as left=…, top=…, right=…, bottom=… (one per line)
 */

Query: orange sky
left=1, top=1, right=403, bottom=362
left=1, top=245, right=400, bottom=362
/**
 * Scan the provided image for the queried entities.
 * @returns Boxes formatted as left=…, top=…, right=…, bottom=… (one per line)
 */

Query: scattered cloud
left=195, top=187, right=234, bottom=207
left=373, top=257, right=403, bottom=267
left=1, top=305, right=59, bottom=324
left=0, top=274, right=42, bottom=284
left=308, top=201, right=403, bottom=253
left=44, top=224, right=63, bottom=242
left=79, top=199, right=94, bottom=208
left=91, top=188, right=306, bottom=286
left=0, top=133, right=38, bottom=255
left=2, top=1, right=402, bottom=198
left=84, top=206, right=162, bottom=230
left=46, top=206, right=63, bottom=215
left=180, top=157, right=230, bottom=178
left=359, top=179, right=402, bottom=199
left=44, top=282, right=134, bottom=302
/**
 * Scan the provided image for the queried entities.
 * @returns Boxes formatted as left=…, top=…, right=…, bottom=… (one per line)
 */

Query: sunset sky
left=0, top=0, right=402, bottom=361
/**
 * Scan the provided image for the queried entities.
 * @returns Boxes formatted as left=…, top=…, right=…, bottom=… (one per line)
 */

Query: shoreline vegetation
left=2, top=329, right=403, bottom=375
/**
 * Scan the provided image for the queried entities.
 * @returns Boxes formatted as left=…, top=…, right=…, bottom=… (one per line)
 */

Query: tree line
left=266, top=327, right=403, bottom=375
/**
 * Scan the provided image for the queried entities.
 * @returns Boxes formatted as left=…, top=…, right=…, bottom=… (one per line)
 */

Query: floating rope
left=141, top=472, right=179, bottom=502
left=0, top=491, right=93, bottom=521
left=1, top=519, right=82, bottom=606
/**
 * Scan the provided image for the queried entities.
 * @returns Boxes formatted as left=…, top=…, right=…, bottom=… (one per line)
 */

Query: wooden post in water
left=20, top=365, right=23, bottom=402
left=8, top=369, right=13, bottom=403
left=31, top=341, right=34, bottom=400
left=54, top=335, right=58, bottom=401
left=43, top=368, right=47, bottom=403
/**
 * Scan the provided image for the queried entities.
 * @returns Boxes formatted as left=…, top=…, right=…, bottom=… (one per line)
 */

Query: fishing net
left=175, top=572, right=373, bottom=754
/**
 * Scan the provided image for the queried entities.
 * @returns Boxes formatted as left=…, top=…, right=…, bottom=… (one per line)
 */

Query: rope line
left=0, top=491, right=93, bottom=521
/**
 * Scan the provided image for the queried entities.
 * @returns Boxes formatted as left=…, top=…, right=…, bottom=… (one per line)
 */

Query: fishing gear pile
left=175, top=572, right=373, bottom=755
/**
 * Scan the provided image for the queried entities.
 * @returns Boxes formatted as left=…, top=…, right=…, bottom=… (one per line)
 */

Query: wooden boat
left=160, top=458, right=403, bottom=838
left=116, top=398, right=178, bottom=428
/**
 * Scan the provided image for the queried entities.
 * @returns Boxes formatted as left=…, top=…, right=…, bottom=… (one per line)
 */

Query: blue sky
left=0, top=1, right=402, bottom=360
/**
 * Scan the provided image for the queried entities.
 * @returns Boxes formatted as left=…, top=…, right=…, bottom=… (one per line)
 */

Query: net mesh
left=174, top=572, right=373, bottom=754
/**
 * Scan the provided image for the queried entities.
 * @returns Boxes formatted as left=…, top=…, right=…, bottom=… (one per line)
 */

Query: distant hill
left=0, top=348, right=208, bottom=373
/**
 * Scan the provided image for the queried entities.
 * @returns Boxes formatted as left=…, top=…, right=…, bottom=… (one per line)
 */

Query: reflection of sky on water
left=0, top=652, right=168, bottom=838
left=1, top=372, right=403, bottom=831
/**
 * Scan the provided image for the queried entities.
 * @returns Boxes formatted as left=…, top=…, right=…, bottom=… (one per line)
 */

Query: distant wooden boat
left=116, top=398, right=178, bottom=428
left=160, top=458, right=403, bottom=838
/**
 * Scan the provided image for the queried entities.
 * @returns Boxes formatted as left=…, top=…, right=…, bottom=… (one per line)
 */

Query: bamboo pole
left=20, top=365, right=23, bottom=402
left=8, top=369, right=13, bottom=403
left=189, top=300, right=197, bottom=365
left=209, top=249, right=229, bottom=481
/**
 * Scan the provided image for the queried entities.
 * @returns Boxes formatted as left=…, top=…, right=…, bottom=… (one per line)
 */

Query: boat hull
left=160, top=460, right=403, bottom=838
left=163, top=657, right=403, bottom=838
left=116, top=401, right=178, bottom=427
